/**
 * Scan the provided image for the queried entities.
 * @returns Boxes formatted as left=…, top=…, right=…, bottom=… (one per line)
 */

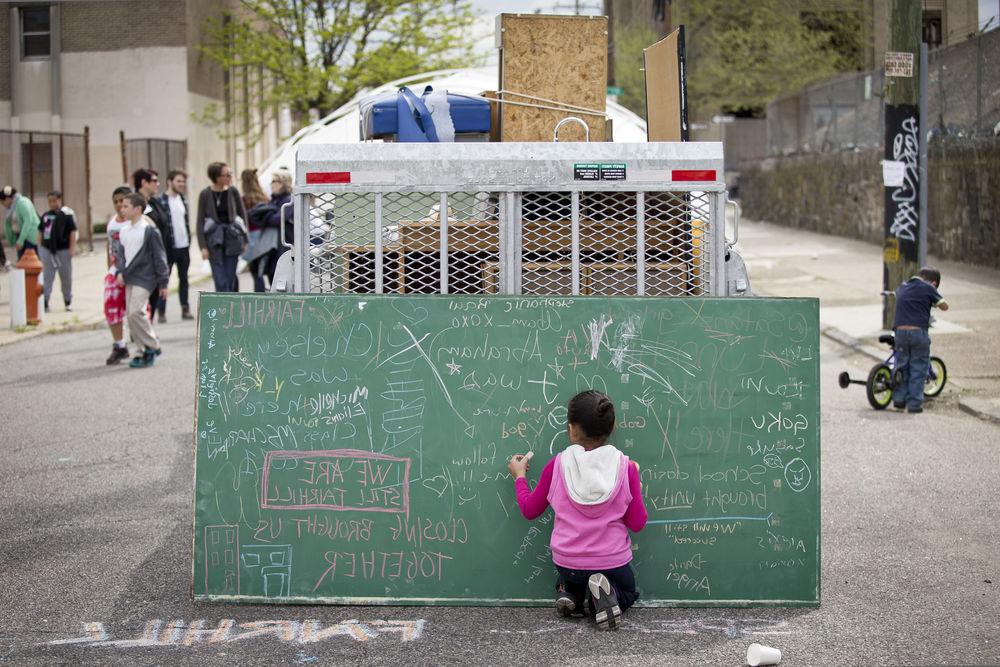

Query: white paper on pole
left=882, top=160, right=905, bottom=187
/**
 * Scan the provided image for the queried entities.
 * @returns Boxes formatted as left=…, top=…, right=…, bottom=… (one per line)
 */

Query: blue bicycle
left=838, top=333, right=947, bottom=409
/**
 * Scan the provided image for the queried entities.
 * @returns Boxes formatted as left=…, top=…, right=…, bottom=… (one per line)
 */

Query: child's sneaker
left=555, top=583, right=576, bottom=617
left=129, top=347, right=158, bottom=368
left=588, top=573, right=622, bottom=630
left=106, top=344, right=129, bottom=365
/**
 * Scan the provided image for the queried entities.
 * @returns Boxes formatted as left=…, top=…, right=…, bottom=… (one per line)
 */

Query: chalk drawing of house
left=204, top=524, right=240, bottom=595
left=240, top=544, right=293, bottom=597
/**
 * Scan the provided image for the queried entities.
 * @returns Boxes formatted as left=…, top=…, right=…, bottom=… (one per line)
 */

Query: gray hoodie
left=114, top=222, right=169, bottom=293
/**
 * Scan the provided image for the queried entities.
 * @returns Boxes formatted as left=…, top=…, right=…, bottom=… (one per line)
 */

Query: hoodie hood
left=560, top=444, right=625, bottom=507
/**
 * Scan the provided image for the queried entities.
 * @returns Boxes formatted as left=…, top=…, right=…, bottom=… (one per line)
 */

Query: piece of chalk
left=525, top=451, right=534, bottom=460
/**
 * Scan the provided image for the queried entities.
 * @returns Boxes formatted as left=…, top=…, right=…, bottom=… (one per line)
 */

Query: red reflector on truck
left=672, top=169, right=716, bottom=181
left=306, top=172, right=351, bottom=184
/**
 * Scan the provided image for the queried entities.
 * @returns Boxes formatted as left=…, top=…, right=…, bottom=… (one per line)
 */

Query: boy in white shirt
left=114, top=193, right=169, bottom=368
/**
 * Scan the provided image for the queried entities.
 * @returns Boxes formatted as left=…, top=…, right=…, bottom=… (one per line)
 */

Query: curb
left=958, top=398, right=1000, bottom=425
left=823, top=323, right=1000, bottom=425
left=0, top=272, right=214, bottom=348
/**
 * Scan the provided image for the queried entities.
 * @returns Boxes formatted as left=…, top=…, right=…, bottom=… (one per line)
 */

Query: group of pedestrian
left=97, top=161, right=293, bottom=368
left=1, top=160, right=292, bottom=369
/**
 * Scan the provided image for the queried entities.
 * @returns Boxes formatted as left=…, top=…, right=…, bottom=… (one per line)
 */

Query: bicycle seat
left=878, top=334, right=895, bottom=347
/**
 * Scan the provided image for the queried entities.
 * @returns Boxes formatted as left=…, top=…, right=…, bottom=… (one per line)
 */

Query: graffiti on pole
left=884, top=104, right=920, bottom=263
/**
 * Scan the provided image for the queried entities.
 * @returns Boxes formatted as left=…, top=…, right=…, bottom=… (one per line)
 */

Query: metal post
left=119, top=130, right=127, bottom=182
left=439, top=192, right=448, bottom=294
left=84, top=126, right=93, bottom=252
left=374, top=193, right=384, bottom=294
left=635, top=192, right=645, bottom=296
left=58, top=132, right=65, bottom=194
left=570, top=192, right=580, bottom=295
left=918, top=43, right=928, bottom=268
left=27, top=132, right=35, bottom=202
left=294, top=193, right=308, bottom=292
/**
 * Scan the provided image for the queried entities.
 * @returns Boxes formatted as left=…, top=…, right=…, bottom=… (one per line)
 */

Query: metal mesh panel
left=308, top=191, right=502, bottom=294
left=520, top=192, right=573, bottom=295
left=308, top=192, right=377, bottom=293
left=645, top=192, right=711, bottom=296
left=579, top=192, right=637, bottom=296
left=306, top=188, right=716, bottom=296
left=445, top=192, right=501, bottom=294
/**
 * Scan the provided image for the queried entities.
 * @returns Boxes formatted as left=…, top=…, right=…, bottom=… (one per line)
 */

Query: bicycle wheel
left=866, top=364, right=893, bottom=410
left=924, top=356, right=947, bottom=397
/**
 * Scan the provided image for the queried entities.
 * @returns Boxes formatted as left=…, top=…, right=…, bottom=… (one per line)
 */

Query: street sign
left=606, top=86, right=623, bottom=96
left=885, top=51, right=914, bottom=77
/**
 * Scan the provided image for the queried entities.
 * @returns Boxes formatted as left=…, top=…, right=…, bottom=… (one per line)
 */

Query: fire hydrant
left=16, top=248, right=43, bottom=325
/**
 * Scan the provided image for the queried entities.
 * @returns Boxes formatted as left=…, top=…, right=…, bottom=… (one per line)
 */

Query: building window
left=922, top=11, right=943, bottom=49
left=20, top=6, right=51, bottom=59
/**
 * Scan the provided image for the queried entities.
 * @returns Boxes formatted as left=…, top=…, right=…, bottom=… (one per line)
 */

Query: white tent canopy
left=260, top=66, right=648, bottom=182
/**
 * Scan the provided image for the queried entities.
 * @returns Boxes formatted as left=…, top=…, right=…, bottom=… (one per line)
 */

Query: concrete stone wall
left=740, top=139, right=1000, bottom=268
left=0, top=5, right=9, bottom=101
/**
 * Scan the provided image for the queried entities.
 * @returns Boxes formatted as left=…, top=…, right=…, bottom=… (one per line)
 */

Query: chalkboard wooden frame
left=194, top=294, right=821, bottom=607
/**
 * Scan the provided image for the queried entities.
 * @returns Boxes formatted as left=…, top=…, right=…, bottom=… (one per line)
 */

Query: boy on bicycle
left=892, top=266, right=949, bottom=413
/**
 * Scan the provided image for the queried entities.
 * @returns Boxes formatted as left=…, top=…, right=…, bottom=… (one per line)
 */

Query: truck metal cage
left=289, top=142, right=736, bottom=296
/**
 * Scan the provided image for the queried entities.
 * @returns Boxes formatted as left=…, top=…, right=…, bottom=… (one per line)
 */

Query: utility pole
left=881, top=0, right=922, bottom=328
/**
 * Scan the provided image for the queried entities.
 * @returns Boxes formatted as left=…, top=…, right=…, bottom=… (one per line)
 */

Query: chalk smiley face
left=783, top=457, right=812, bottom=493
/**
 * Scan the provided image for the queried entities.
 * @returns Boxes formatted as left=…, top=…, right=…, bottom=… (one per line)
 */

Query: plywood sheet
left=644, top=27, right=686, bottom=142
left=498, top=14, right=607, bottom=142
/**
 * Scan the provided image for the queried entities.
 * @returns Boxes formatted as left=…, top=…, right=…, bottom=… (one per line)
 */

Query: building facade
left=0, top=0, right=283, bottom=227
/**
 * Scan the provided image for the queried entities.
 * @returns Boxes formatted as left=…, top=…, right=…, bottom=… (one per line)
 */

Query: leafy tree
left=612, top=22, right=660, bottom=119
left=673, top=0, right=868, bottom=118
left=199, top=0, right=480, bottom=141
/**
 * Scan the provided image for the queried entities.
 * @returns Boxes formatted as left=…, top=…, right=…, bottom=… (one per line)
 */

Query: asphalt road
left=1, top=284, right=998, bottom=666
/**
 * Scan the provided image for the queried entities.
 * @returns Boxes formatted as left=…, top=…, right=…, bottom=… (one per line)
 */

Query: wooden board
left=193, top=293, right=821, bottom=606
left=644, top=27, right=687, bottom=142
left=498, top=14, right=608, bottom=142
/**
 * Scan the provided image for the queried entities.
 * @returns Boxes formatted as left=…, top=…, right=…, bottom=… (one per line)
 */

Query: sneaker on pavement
left=106, top=345, right=129, bottom=365
left=555, top=584, right=576, bottom=618
left=65, top=301, right=72, bottom=312
left=129, top=348, right=157, bottom=368
left=158, top=312, right=167, bottom=324
left=181, top=307, right=194, bottom=320
left=44, top=300, right=50, bottom=313
left=588, top=573, right=622, bottom=630
left=893, top=402, right=905, bottom=409
left=907, top=406, right=923, bottom=414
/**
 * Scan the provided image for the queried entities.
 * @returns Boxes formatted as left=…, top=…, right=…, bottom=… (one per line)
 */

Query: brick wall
left=740, top=139, right=1000, bottom=268
left=61, top=1, right=186, bottom=52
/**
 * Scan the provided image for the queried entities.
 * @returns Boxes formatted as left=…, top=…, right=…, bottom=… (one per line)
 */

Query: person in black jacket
left=196, top=162, right=247, bottom=293
left=134, top=168, right=172, bottom=322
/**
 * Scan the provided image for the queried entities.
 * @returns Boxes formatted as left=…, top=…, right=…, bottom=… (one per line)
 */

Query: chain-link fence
left=123, top=136, right=187, bottom=182
left=767, top=28, right=1000, bottom=156
left=0, top=128, right=92, bottom=247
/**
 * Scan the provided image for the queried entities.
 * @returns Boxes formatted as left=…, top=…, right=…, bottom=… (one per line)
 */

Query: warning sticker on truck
left=573, top=163, right=627, bottom=181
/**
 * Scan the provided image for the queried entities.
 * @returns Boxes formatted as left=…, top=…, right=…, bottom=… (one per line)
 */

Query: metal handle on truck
left=280, top=201, right=293, bottom=249
left=726, top=197, right=740, bottom=249
left=553, top=117, right=590, bottom=142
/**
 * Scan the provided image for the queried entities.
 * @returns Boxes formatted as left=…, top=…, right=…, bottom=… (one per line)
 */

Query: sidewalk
left=736, top=218, right=1000, bottom=424
left=0, top=236, right=212, bottom=347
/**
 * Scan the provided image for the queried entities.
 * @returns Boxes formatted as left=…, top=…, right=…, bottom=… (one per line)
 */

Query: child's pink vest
left=546, top=451, right=633, bottom=570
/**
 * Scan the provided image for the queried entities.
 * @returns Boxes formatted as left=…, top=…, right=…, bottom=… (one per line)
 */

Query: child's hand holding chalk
left=507, top=451, right=533, bottom=479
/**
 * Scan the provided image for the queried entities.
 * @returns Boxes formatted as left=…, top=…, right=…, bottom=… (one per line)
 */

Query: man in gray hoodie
left=115, top=193, right=169, bottom=368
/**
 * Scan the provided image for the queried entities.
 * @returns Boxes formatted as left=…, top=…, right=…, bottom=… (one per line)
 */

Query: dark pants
left=892, top=328, right=931, bottom=410
left=166, top=246, right=190, bottom=310
left=209, top=253, right=239, bottom=292
left=556, top=563, right=639, bottom=613
left=16, top=240, right=37, bottom=259
left=249, top=250, right=280, bottom=293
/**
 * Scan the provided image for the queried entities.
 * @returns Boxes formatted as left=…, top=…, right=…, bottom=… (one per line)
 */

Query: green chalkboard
left=194, top=294, right=820, bottom=606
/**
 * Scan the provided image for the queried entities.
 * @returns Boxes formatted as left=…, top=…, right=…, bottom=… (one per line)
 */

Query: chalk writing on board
left=194, top=295, right=821, bottom=605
